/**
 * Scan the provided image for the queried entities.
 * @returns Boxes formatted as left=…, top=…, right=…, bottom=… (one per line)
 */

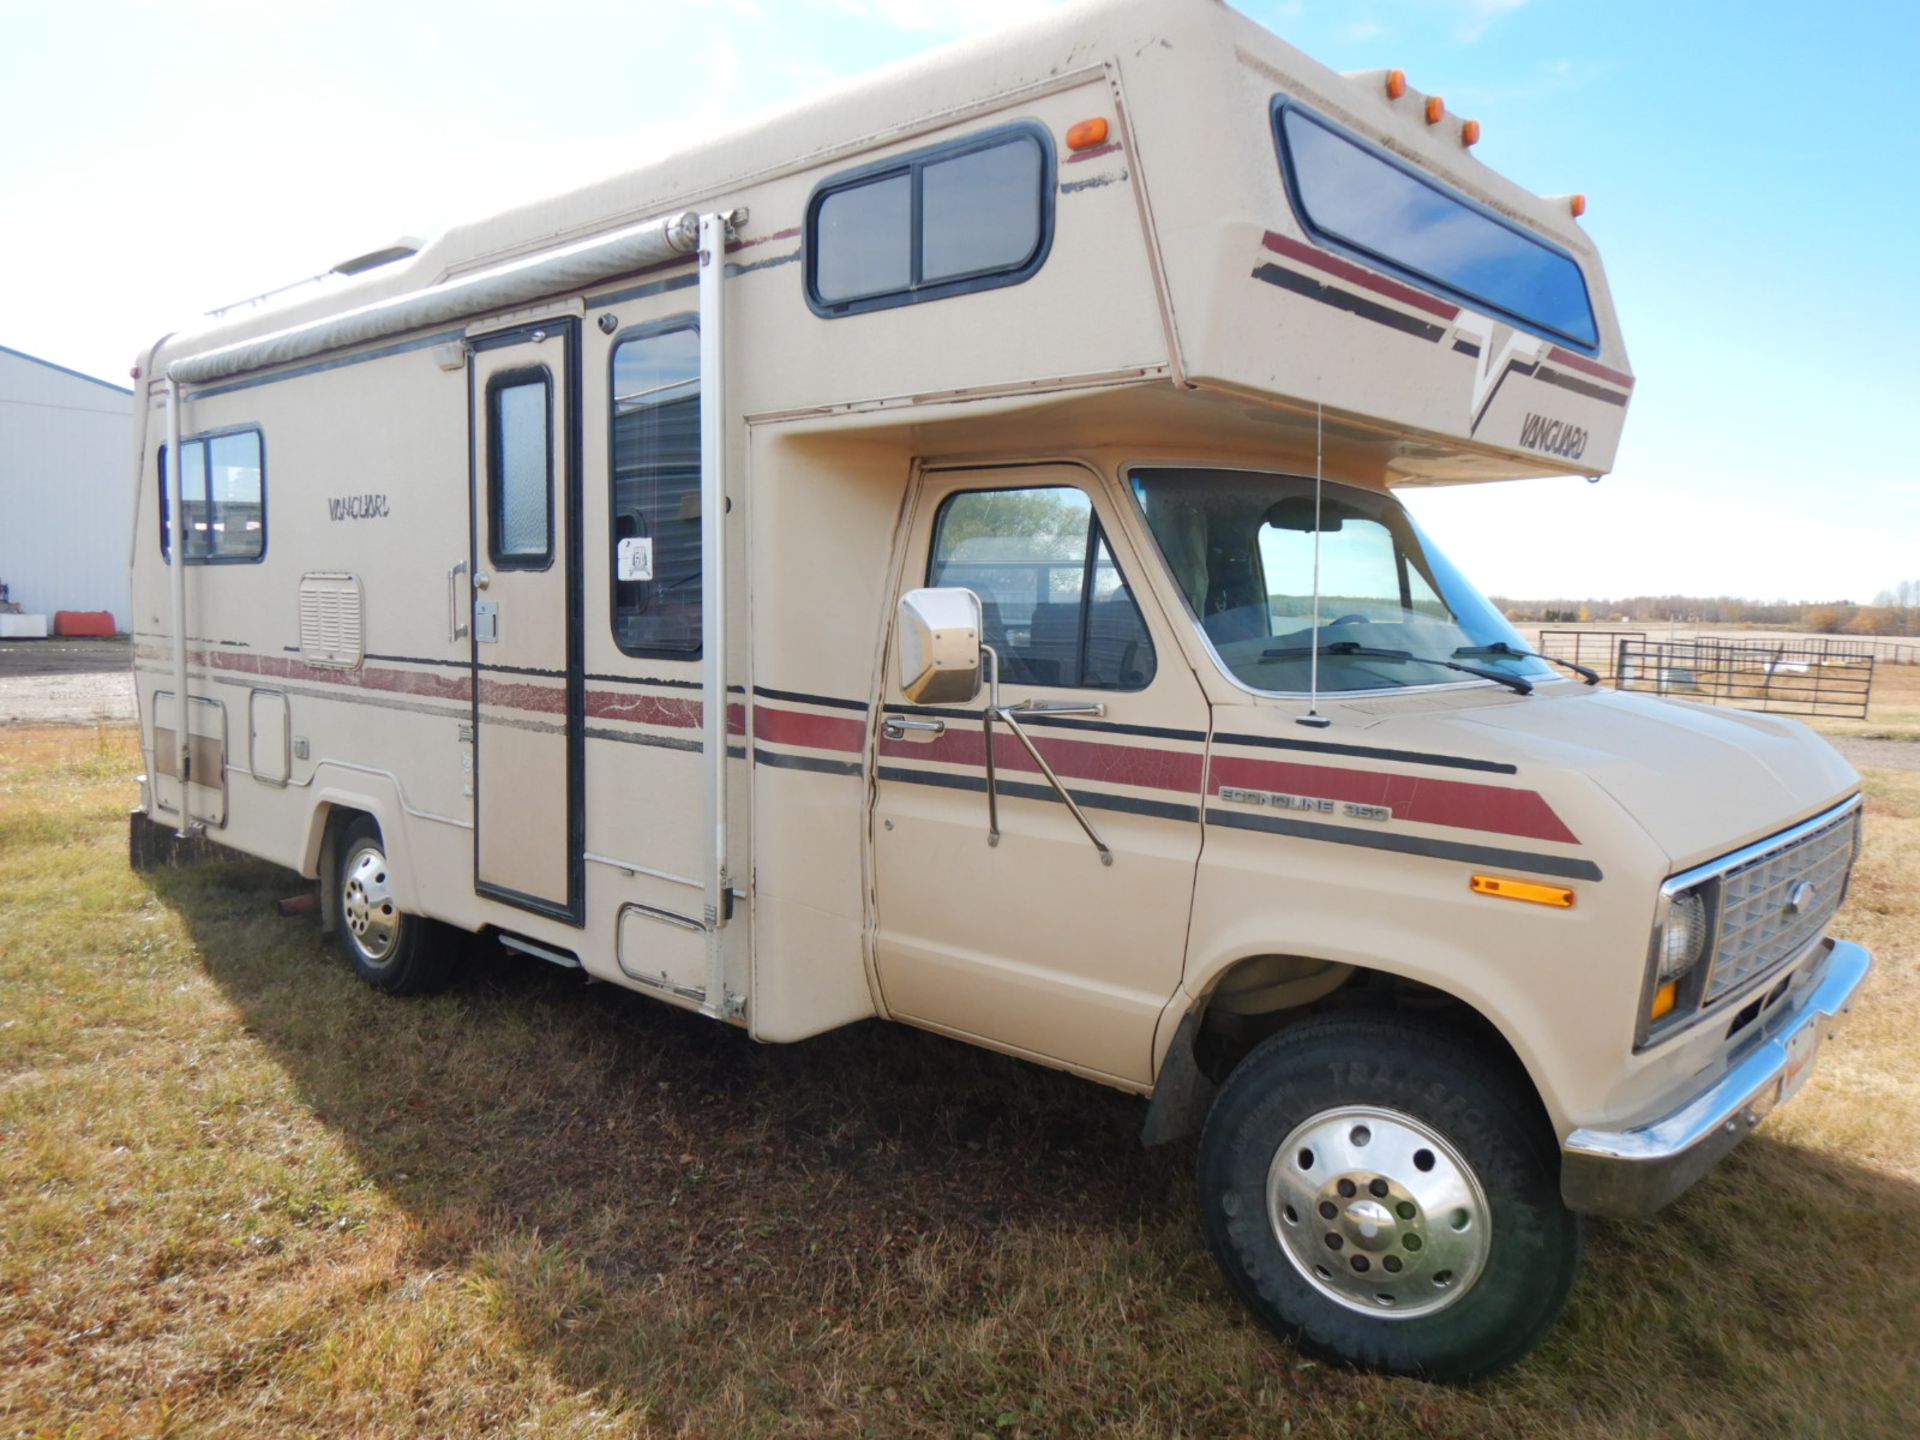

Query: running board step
left=498, top=934, right=581, bottom=969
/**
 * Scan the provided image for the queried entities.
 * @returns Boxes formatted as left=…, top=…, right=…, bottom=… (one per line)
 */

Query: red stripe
left=753, top=706, right=867, bottom=753
left=1208, top=755, right=1577, bottom=845
left=1261, top=231, right=1460, bottom=322
left=882, top=726, right=1205, bottom=794
left=1064, top=142, right=1122, bottom=164
left=1546, top=346, right=1633, bottom=389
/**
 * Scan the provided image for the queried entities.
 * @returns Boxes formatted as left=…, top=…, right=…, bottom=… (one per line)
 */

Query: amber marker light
left=1385, top=68, right=1407, bottom=100
left=1461, top=118, right=1481, bottom=147
left=1066, top=117, right=1110, bottom=151
left=1649, top=981, right=1679, bottom=1021
left=1570, top=193, right=1588, bottom=218
left=1425, top=95, right=1445, bottom=124
left=1470, top=874, right=1575, bottom=909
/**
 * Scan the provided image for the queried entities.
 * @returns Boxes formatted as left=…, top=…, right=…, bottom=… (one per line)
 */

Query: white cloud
left=1458, top=0, right=1530, bottom=42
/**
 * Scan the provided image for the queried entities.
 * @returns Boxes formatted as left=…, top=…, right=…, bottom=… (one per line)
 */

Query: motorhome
left=127, top=0, right=1871, bottom=1378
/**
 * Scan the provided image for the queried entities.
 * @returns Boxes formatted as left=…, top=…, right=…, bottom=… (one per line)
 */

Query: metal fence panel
left=1613, top=638, right=1874, bottom=719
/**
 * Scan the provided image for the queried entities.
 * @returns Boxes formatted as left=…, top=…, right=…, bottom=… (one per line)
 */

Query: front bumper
left=1559, top=938, right=1873, bottom=1218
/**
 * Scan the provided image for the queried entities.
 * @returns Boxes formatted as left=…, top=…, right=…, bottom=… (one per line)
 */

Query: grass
left=2, top=724, right=1917, bottom=1438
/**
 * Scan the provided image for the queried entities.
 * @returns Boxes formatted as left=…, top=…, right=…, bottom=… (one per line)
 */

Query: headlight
left=1656, top=890, right=1710, bottom=983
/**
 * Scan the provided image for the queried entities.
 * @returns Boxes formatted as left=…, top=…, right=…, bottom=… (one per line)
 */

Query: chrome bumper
left=1560, top=939, right=1873, bottom=1218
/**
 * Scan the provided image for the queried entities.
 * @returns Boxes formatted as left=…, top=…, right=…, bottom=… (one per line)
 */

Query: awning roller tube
left=167, top=210, right=702, bottom=385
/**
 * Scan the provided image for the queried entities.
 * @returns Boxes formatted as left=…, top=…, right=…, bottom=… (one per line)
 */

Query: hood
left=1391, top=684, right=1859, bottom=868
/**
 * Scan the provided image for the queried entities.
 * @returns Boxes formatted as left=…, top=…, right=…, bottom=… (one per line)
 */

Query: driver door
left=870, top=464, right=1207, bottom=1086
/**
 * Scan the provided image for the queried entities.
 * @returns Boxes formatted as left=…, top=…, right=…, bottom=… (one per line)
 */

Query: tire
left=1196, top=1013, right=1581, bottom=1381
left=332, top=815, right=459, bottom=995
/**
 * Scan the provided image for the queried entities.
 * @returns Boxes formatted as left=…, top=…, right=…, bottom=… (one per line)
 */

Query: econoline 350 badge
left=1219, top=787, right=1392, bottom=823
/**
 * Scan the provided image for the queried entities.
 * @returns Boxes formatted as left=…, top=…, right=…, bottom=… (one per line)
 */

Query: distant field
left=3, top=725, right=1917, bottom=1437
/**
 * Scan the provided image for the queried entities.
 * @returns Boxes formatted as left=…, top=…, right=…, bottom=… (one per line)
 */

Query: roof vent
left=332, top=237, right=424, bottom=277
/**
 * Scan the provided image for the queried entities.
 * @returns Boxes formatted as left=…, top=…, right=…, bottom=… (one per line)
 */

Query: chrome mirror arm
left=978, top=644, right=1113, bottom=866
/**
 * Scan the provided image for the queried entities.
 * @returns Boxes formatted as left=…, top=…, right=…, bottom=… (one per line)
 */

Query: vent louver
left=298, top=573, right=364, bottom=668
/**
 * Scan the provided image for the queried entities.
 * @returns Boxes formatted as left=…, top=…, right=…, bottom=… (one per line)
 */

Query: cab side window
left=928, top=485, right=1156, bottom=690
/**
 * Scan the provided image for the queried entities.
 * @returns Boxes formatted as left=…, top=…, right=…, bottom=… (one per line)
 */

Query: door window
left=486, top=370, right=553, bottom=568
left=927, top=485, right=1155, bottom=690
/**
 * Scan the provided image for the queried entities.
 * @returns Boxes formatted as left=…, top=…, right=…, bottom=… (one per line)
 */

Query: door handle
left=473, top=572, right=492, bottom=590
left=447, top=560, right=469, bottom=642
left=882, top=716, right=945, bottom=742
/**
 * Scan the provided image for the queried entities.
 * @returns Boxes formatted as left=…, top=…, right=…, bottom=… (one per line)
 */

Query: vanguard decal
left=1518, top=412, right=1587, bottom=460
left=328, top=494, right=390, bottom=521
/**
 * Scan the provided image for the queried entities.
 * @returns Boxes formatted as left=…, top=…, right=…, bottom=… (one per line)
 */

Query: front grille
left=1702, top=808, right=1859, bottom=1002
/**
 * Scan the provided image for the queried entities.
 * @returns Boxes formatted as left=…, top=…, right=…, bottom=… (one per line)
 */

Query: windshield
left=1127, top=467, right=1551, bottom=695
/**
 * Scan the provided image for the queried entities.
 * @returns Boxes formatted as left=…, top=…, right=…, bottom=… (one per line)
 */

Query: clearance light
left=1570, top=193, right=1588, bottom=218
left=1461, top=118, right=1482, bottom=147
left=1650, top=981, right=1678, bottom=1021
left=1386, top=68, right=1407, bottom=100
left=1425, top=95, right=1446, bottom=125
left=1470, top=874, right=1575, bottom=908
left=1066, top=117, right=1110, bottom=151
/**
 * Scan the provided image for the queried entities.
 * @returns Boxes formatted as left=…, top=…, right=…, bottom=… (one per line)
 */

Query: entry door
left=870, top=465, right=1208, bottom=1086
left=469, top=318, right=583, bottom=922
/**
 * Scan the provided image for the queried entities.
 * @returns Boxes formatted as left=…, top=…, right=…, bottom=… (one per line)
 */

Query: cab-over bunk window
left=806, top=122, right=1055, bottom=317
left=1272, top=101, right=1599, bottom=349
left=158, top=427, right=266, bottom=563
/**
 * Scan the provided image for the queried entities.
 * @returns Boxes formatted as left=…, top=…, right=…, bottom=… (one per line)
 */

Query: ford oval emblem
left=1785, top=881, right=1817, bottom=916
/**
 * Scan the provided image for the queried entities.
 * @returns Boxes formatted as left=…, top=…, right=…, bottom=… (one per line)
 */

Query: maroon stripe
left=1545, top=346, right=1633, bottom=390
left=1208, top=755, right=1577, bottom=845
left=754, top=706, right=867, bottom=754
left=1065, top=142, right=1122, bottom=164
left=882, top=727, right=1205, bottom=794
left=210, top=649, right=470, bottom=701
left=1261, top=231, right=1460, bottom=322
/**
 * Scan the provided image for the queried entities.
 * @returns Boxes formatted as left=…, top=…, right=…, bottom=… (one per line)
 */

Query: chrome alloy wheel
left=1266, top=1105, right=1492, bottom=1319
left=341, top=844, right=400, bottom=966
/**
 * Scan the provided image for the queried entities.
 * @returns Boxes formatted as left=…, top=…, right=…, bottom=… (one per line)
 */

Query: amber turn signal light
left=1066, top=117, right=1110, bottom=152
left=1570, top=193, right=1588, bottom=218
left=1425, top=95, right=1445, bottom=124
left=1649, top=981, right=1678, bottom=1021
left=1385, top=68, right=1407, bottom=100
left=1461, top=118, right=1481, bottom=147
left=1469, top=874, right=1575, bottom=909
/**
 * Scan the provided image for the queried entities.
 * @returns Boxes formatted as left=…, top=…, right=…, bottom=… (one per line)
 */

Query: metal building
left=0, top=343, right=134, bottom=628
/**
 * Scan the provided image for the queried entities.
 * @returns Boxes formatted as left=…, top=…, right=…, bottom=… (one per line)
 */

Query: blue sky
left=3, top=0, right=1914, bottom=601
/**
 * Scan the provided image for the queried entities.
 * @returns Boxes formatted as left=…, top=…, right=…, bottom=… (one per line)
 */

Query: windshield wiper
left=1259, top=640, right=1534, bottom=696
left=1453, top=641, right=1599, bottom=686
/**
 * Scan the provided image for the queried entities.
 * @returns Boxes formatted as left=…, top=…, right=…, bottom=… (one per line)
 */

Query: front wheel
left=333, top=816, right=459, bottom=995
left=1197, top=1014, right=1581, bottom=1381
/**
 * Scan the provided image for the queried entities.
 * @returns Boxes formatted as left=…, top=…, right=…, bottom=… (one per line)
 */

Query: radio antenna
left=1297, top=399, right=1332, bottom=729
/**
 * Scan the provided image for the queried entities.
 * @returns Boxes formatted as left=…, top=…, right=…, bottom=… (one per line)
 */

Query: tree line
left=1489, top=585, right=1920, bottom=637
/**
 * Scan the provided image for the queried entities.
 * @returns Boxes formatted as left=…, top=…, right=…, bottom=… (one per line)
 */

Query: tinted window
left=158, top=428, right=264, bottom=563
left=610, top=324, right=701, bottom=657
left=928, top=486, right=1155, bottom=691
left=920, top=140, right=1044, bottom=281
left=807, top=125, right=1053, bottom=316
left=1276, top=105, right=1598, bottom=348
left=814, top=173, right=912, bottom=304
left=488, top=373, right=551, bottom=565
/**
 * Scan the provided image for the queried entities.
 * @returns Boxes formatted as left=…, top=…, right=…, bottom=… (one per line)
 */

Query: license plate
left=1777, top=1023, right=1824, bottom=1108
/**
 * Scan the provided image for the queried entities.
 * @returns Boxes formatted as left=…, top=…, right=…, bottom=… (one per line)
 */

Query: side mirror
left=897, top=587, right=983, bottom=704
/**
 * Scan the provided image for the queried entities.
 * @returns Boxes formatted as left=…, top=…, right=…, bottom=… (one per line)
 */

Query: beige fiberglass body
left=126, top=0, right=1869, bottom=1379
